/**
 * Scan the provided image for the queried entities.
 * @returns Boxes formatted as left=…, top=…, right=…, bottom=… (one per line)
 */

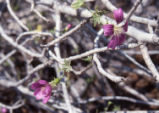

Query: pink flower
left=102, top=8, right=128, bottom=50
left=65, top=24, right=72, bottom=31
left=113, top=8, right=124, bottom=23
left=1, top=107, right=7, bottom=113
left=102, top=24, right=114, bottom=36
left=31, top=80, right=52, bottom=104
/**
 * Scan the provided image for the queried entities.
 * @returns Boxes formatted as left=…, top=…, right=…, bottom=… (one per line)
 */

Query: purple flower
left=31, top=80, right=52, bottom=104
left=113, top=8, right=124, bottom=23
left=102, top=8, right=128, bottom=50
left=102, top=24, right=114, bottom=36
left=1, top=107, right=7, bottom=113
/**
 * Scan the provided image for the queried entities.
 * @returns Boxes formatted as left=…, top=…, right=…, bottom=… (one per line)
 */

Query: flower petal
left=115, top=35, right=120, bottom=45
left=108, top=36, right=117, bottom=50
left=36, top=90, right=45, bottom=100
left=31, top=82, right=40, bottom=90
left=38, top=80, right=48, bottom=85
left=113, top=8, right=124, bottom=23
left=43, top=85, right=52, bottom=96
left=34, top=88, right=41, bottom=96
left=118, top=34, right=126, bottom=45
left=42, top=95, right=51, bottom=104
left=102, top=24, right=114, bottom=36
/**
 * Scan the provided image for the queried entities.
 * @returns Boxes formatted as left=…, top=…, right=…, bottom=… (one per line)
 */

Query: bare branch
left=6, top=0, right=29, bottom=31
left=0, top=25, right=42, bottom=58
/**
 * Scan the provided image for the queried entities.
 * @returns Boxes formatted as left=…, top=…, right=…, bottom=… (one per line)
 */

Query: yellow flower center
left=114, top=25, right=123, bottom=36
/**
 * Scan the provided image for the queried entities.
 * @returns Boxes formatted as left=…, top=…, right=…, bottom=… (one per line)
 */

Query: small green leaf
left=71, top=0, right=85, bottom=10
left=92, top=13, right=101, bottom=26
left=113, top=105, right=120, bottom=111
left=82, top=56, right=92, bottom=62
left=50, top=77, right=63, bottom=87
left=91, top=7, right=108, bottom=26
left=61, top=60, right=72, bottom=72
left=104, top=101, right=113, bottom=111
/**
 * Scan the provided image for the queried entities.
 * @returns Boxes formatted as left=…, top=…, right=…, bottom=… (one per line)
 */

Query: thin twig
left=0, top=50, right=16, bottom=64
left=0, top=100, right=24, bottom=110
left=139, top=25, right=159, bottom=81
left=79, top=96, right=159, bottom=106
left=16, top=31, right=53, bottom=43
left=93, top=29, right=125, bottom=82
left=140, top=44, right=159, bottom=81
left=119, top=0, right=143, bottom=26
left=0, top=25, right=42, bottom=58
left=43, top=20, right=87, bottom=47
left=53, top=10, right=74, bottom=113
left=108, top=70, right=149, bottom=101
left=6, top=0, right=29, bottom=31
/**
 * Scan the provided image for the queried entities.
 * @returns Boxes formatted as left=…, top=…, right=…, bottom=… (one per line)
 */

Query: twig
left=16, top=31, right=53, bottom=43
left=26, top=0, right=49, bottom=22
left=49, top=42, right=140, bottom=63
left=126, top=26, right=159, bottom=44
left=119, top=0, right=143, bottom=26
left=53, top=10, right=74, bottom=113
left=139, top=24, right=159, bottom=81
left=70, top=63, right=92, bottom=75
left=64, top=43, right=140, bottom=61
left=140, top=44, right=159, bottom=81
left=79, top=96, right=159, bottom=106
left=6, top=0, right=29, bottom=31
left=0, top=25, right=42, bottom=58
left=107, top=111, right=159, bottom=113
left=119, top=51, right=152, bottom=77
left=0, top=100, right=24, bottom=110
left=0, top=50, right=16, bottom=64
left=108, top=70, right=149, bottom=101
left=43, top=20, right=87, bottom=47
left=124, top=50, right=159, bottom=55
left=93, top=29, right=125, bottom=82
left=33, top=9, right=49, bottom=22
left=0, top=59, right=53, bottom=87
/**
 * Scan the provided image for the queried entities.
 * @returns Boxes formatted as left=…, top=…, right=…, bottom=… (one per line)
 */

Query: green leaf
left=91, top=7, right=108, bottom=26
left=50, top=77, right=63, bottom=87
left=82, top=56, right=92, bottom=62
left=91, top=13, right=101, bottom=26
left=113, top=105, right=120, bottom=111
left=104, top=101, right=113, bottom=111
left=71, top=0, right=85, bottom=10
left=61, top=60, right=72, bottom=72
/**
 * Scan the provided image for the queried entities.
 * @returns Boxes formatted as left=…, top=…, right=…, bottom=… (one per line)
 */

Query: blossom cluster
left=31, top=80, right=52, bottom=104
left=102, top=8, right=128, bottom=49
